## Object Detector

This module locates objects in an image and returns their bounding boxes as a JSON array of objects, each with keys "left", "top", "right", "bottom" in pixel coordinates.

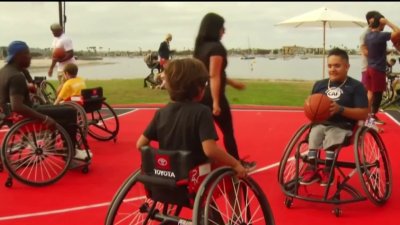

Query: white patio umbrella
[{"left": 276, "top": 7, "right": 368, "bottom": 78}]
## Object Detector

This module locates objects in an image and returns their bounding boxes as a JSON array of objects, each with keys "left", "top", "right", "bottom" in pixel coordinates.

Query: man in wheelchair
[
  {"left": 0, "top": 40, "right": 90, "bottom": 161},
  {"left": 136, "top": 58, "right": 248, "bottom": 179},
  {"left": 300, "top": 48, "right": 369, "bottom": 186}
]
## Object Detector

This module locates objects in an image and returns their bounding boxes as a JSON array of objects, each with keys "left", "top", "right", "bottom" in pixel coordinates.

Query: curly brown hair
[{"left": 164, "top": 58, "right": 209, "bottom": 102}]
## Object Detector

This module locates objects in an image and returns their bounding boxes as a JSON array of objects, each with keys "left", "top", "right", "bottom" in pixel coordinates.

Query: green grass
[{"left": 50, "top": 79, "right": 314, "bottom": 106}]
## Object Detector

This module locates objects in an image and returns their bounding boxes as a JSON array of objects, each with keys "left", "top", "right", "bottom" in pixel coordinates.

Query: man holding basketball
[
  {"left": 48, "top": 23, "right": 76, "bottom": 87},
  {"left": 300, "top": 48, "right": 369, "bottom": 186}
]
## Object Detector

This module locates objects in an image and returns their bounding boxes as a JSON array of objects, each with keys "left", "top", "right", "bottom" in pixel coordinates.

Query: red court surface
[{"left": 0, "top": 106, "right": 399, "bottom": 225}]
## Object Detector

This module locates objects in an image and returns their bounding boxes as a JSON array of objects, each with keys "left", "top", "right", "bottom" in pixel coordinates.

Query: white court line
[
  {"left": 0, "top": 161, "right": 280, "bottom": 221},
  {"left": 384, "top": 111, "right": 400, "bottom": 126}
]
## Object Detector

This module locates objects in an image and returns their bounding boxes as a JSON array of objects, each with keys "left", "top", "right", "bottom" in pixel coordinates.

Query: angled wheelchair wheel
[
  {"left": 62, "top": 101, "right": 88, "bottom": 137},
  {"left": 87, "top": 102, "right": 119, "bottom": 141},
  {"left": 0, "top": 119, "right": 73, "bottom": 186},
  {"left": 193, "top": 167, "right": 275, "bottom": 225},
  {"left": 278, "top": 124, "right": 312, "bottom": 193},
  {"left": 105, "top": 170, "right": 181, "bottom": 225},
  {"left": 354, "top": 127, "right": 392, "bottom": 205},
  {"left": 381, "top": 84, "right": 394, "bottom": 108},
  {"left": 30, "top": 94, "right": 46, "bottom": 106},
  {"left": 40, "top": 81, "right": 57, "bottom": 104}
]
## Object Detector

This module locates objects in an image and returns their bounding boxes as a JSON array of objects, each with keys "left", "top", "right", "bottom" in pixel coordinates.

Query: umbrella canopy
[{"left": 276, "top": 7, "right": 368, "bottom": 78}]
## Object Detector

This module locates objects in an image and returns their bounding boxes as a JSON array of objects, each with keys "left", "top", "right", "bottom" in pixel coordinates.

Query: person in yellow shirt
[{"left": 54, "top": 63, "right": 86, "bottom": 105}]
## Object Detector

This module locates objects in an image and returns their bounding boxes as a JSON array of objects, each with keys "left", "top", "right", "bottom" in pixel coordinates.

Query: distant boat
[
  {"left": 268, "top": 54, "right": 277, "bottom": 60},
  {"left": 300, "top": 55, "right": 308, "bottom": 60},
  {"left": 241, "top": 55, "right": 255, "bottom": 60},
  {"left": 241, "top": 37, "right": 256, "bottom": 60}
]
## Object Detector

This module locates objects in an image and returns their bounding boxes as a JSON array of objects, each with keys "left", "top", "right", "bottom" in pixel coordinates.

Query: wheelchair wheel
[
  {"left": 87, "top": 102, "right": 119, "bottom": 141},
  {"left": 354, "top": 127, "right": 392, "bottom": 205},
  {"left": 106, "top": 170, "right": 181, "bottom": 225},
  {"left": 62, "top": 101, "right": 88, "bottom": 137},
  {"left": 31, "top": 94, "right": 46, "bottom": 106},
  {"left": 40, "top": 81, "right": 57, "bottom": 104},
  {"left": 0, "top": 119, "right": 73, "bottom": 186},
  {"left": 381, "top": 81, "right": 394, "bottom": 108},
  {"left": 193, "top": 167, "right": 275, "bottom": 225},
  {"left": 278, "top": 124, "right": 311, "bottom": 193}
]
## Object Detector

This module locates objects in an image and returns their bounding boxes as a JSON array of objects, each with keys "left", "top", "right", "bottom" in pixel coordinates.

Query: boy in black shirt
[{"left": 136, "top": 58, "right": 248, "bottom": 178}]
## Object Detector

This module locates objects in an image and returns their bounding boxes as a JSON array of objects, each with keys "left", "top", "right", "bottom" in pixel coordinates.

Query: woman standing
[{"left": 193, "top": 12, "right": 256, "bottom": 170}]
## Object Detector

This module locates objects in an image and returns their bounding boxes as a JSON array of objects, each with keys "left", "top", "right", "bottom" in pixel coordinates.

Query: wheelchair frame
[
  {"left": 63, "top": 87, "right": 120, "bottom": 142},
  {"left": 105, "top": 146, "right": 275, "bottom": 225},
  {"left": 278, "top": 123, "right": 392, "bottom": 216}
]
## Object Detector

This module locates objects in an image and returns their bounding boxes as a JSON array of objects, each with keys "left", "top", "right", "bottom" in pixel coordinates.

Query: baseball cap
[{"left": 5, "top": 41, "right": 29, "bottom": 63}]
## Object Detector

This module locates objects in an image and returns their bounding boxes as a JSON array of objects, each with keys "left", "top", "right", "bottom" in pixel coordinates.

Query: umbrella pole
[{"left": 322, "top": 21, "right": 326, "bottom": 79}]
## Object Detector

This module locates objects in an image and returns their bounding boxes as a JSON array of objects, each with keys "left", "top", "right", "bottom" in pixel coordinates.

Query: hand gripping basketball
[{"left": 304, "top": 93, "right": 332, "bottom": 122}]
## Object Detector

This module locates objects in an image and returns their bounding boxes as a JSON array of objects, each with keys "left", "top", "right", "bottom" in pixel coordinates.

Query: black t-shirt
[
  {"left": 143, "top": 101, "right": 218, "bottom": 166},
  {"left": 195, "top": 41, "right": 228, "bottom": 98},
  {"left": 0, "top": 64, "right": 32, "bottom": 110},
  {"left": 158, "top": 41, "right": 170, "bottom": 59},
  {"left": 312, "top": 76, "right": 368, "bottom": 129}
]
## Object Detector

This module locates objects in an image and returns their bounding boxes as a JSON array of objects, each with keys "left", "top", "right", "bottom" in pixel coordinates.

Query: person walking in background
[
  {"left": 158, "top": 33, "right": 174, "bottom": 70},
  {"left": 48, "top": 23, "right": 76, "bottom": 88},
  {"left": 364, "top": 11, "right": 400, "bottom": 125},
  {"left": 360, "top": 11, "right": 381, "bottom": 89},
  {"left": 193, "top": 12, "right": 256, "bottom": 170}
]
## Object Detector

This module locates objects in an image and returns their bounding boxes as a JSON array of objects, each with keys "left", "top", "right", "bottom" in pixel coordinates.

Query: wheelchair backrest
[
  {"left": 81, "top": 87, "right": 103, "bottom": 100},
  {"left": 139, "top": 146, "right": 194, "bottom": 207},
  {"left": 140, "top": 146, "right": 193, "bottom": 181},
  {"left": 33, "top": 76, "right": 46, "bottom": 86},
  {"left": 81, "top": 87, "right": 104, "bottom": 112}
]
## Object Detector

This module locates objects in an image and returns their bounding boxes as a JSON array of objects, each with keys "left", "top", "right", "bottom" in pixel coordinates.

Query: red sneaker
[
  {"left": 299, "top": 166, "right": 320, "bottom": 185},
  {"left": 320, "top": 169, "right": 334, "bottom": 186}
]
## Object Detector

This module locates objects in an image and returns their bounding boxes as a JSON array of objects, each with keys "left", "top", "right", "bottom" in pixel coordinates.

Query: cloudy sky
[{"left": 1, "top": 2, "right": 399, "bottom": 52}]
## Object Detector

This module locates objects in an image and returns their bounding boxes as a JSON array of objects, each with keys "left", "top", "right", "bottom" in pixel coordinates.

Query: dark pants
[
  {"left": 35, "top": 105, "right": 77, "bottom": 145},
  {"left": 201, "top": 94, "right": 240, "bottom": 160}
]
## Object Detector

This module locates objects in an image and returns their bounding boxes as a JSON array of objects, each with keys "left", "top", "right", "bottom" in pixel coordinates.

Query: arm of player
[
  {"left": 202, "top": 139, "right": 247, "bottom": 178},
  {"left": 329, "top": 101, "right": 369, "bottom": 121}
]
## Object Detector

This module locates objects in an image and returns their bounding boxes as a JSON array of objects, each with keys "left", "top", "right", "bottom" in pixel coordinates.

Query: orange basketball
[
  {"left": 391, "top": 33, "right": 400, "bottom": 51},
  {"left": 304, "top": 93, "right": 332, "bottom": 122},
  {"left": 52, "top": 48, "right": 66, "bottom": 59}
]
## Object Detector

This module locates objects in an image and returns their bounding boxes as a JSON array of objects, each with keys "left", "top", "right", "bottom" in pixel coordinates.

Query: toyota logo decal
[{"left": 158, "top": 158, "right": 168, "bottom": 166}]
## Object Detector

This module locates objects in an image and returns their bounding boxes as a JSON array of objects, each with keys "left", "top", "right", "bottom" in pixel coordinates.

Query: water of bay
[{"left": 29, "top": 55, "right": 373, "bottom": 81}]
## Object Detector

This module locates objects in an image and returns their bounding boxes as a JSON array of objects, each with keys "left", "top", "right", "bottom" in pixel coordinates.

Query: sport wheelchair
[
  {"left": 278, "top": 123, "right": 392, "bottom": 216},
  {"left": 61, "top": 87, "right": 119, "bottom": 142},
  {"left": 143, "top": 52, "right": 162, "bottom": 88},
  {"left": 380, "top": 72, "right": 400, "bottom": 111},
  {"left": 31, "top": 76, "right": 57, "bottom": 104},
  {"left": 0, "top": 105, "right": 91, "bottom": 187},
  {"left": 105, "top": 146, "right": 275, "bottom": 225}
]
